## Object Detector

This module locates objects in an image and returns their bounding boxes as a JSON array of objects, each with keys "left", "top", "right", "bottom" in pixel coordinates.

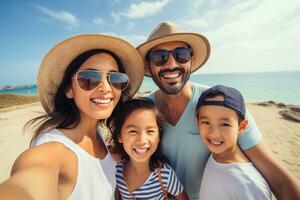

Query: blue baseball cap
[{"left": 196, "top": 85, "right": 246, "bottom": 119}]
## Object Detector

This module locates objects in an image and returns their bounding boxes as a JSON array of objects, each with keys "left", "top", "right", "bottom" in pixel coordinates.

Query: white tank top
[{"left": 32, "top": 128, "right": 116, "bottom": 200}]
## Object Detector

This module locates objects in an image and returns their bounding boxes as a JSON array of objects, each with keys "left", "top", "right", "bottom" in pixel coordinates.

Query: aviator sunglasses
[
  {"left": 147, "top": 47, "right": 192, "bottom": 66},
  {"left": 74, "top": 70, "right": 129, "bottom": 91}
]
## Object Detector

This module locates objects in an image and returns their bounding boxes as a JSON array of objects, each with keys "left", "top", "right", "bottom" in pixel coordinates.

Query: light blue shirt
[{"left": 146, "top": 82, "right": 262, "bottom": 200}]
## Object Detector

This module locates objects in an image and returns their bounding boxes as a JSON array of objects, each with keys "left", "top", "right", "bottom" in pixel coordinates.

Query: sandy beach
[{"left": 0, "top": 102, "right": 299, "bottom": 186}]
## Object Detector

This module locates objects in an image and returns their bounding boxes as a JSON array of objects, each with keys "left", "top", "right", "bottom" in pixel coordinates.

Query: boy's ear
[{"left": 238, "top": 119, "right": 249, "bottom": 134}]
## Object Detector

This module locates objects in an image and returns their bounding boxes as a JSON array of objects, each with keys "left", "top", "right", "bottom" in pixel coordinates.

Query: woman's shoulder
[{"left": 13, "top": 141, "right": 75, "bottom": 172}]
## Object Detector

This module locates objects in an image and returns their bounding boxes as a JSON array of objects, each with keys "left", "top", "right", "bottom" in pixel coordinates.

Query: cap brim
[
  {"left": 38, "top": 34, "right": 144, "bottom": 113},
  {"left": 137, "top": 33, "right": 210, "bottom": 77}
]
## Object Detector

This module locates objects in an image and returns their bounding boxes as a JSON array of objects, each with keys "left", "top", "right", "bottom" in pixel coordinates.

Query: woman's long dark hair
[
  {"left": 106, "top": 98, "right": 169, "bottom": 171},
  {"left": 26, "top": 49, "right": 130, "bottom": 146}
]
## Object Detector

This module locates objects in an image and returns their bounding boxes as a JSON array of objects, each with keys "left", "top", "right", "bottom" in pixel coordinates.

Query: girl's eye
[
  {"left": 128, "top": 130, "right": 137, "bottom": 135},
  {"left": 147, "top": 130, "right": 156, "bottom": 135}
]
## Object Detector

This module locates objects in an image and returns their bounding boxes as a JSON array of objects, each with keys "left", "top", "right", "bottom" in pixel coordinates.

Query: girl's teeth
[{"left": 134, "top": 148, "right": 148, "bottom": 154}]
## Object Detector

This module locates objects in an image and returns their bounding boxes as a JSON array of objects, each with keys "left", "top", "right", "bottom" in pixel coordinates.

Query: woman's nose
[{"left": 95, "top": 75, "right": 112, "bottom": 92}]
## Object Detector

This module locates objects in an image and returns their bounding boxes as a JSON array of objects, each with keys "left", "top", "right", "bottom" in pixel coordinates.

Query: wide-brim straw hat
[
  {"left": 137, "top": 21, "right": 211, "bottom": 76},
  {"left": 38, "top": 34, "right": 144, "bottom": 114}
]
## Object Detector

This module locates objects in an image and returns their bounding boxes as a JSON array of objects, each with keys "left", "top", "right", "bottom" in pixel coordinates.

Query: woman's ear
[
  {"left": 238, "top": 119, "right": 249, "bottom": 134},
  {"left": 66, "top": 89, "right": 73, "bottom": 99}
]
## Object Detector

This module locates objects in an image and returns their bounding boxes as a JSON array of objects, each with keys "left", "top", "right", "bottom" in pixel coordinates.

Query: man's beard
[{"left": 150, "top": 66, "right": 191, "bottom": 95}]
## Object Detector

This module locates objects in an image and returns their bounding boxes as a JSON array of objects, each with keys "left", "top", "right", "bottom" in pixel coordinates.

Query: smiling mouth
[
  {"left": 161, "top": 72, "right": 181, "bottom": 79},
  {"left": 91, "top": 98, "right": 112, "bottom": 106},
  {"left": 133, "top": 147, "right": 150, "bottom": 155},
  {"left": 207, "top": 139, "right": 224, "bottom": 146}
]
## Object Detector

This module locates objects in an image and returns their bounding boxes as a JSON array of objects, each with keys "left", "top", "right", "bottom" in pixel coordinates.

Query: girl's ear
[
  {"left": 118, "top": 136, "right": 123, "bottom": 143},
  {"left": 66, "top": 88, "right": 73, "bottom": 99},
  {"left": 238, "top": 119, "right": 249, "bottom": 134}
]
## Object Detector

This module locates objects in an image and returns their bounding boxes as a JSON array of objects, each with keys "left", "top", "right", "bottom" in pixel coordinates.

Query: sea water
[{"left": 1, "top": 71, "right": 299, "bottom": 104}]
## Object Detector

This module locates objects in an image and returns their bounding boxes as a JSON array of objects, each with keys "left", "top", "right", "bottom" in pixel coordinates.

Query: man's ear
[
  {"left": 238, "top": 119, "right": 249, "bottom": 134},
  {"left": 191, "top": 55, "right": 196, "bottom": 62},
  {"left": 66, "top": 89, "right": 73, "bottom": 99}
]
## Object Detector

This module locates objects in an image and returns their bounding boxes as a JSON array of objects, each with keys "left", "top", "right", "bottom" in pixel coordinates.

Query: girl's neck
[{"left": 127, "top": 159, "right": 151, "bottom": 175}]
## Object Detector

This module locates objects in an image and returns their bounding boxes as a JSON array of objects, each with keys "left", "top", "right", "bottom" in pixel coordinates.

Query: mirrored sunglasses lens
[
  {"left": 77, "top": 71, "right": 102, "bottom": 90},
  {"left": 109, "top": 73, "right": 129, "bottom": 90},
  {"left": 174, "top": 48, "right": 192, "bottom": 63},
  {"left": 150, "top": 51, "right": 169, "bottom": 66}
]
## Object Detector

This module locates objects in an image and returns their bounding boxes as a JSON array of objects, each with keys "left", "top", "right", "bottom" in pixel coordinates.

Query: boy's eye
[
  {"left": 200, "top": 121, "right": 209, "bottom": 125},
  {"left": 220, "top": 123, "right": 231, "bottom": 127}
]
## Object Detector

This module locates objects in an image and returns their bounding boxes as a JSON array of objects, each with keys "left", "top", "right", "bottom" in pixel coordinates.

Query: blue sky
[{"left": 0, "top": 0, "right": 300, "bottom": 86}]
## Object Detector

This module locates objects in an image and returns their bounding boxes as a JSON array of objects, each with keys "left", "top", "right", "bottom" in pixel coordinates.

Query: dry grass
[{"left": 0, "top": 94, "right": 39, "bottom": 109}]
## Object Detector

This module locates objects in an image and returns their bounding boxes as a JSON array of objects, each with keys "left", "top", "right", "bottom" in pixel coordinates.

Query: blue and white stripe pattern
[{"left": 116, "top": 163, "right": 183, "bottom": 200}]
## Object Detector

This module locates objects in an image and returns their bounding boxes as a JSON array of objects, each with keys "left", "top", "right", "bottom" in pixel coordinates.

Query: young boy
[{"left": 196, "top": 85, "right": 272, "bottom": 200}]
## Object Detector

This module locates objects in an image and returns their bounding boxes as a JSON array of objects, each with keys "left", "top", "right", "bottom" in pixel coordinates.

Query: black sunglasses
[
  {"left": 147, "top": 47, "right": 192, "bottom": 66},
  {"left": 74, "top": 70, "right": 129, "bottom": 91}
]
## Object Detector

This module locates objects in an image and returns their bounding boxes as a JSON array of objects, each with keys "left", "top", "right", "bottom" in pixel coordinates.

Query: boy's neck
[{"left": 213, "top": 145, "right": 250, "bottom": 164}]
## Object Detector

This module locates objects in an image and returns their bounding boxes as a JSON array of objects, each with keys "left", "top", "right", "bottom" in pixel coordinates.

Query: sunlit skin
[
  {"left": 149, "top": 41, "right": 194, "bottom": 95},
  {"left": 118, "top": 109, "right": 160, "bottom": 191},
  {"left": 119, "top": 109, "right": 160, "bottom": 165},
  {"left": 197, "top": 95, "right": 249, "bottom": 163},
  {"left": 67, "top": 53, "right": 122, "bottom": 124}
]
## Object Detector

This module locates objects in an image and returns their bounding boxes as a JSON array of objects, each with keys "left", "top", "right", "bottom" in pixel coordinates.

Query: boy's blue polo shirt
[{"left": 146, "top": 82, "right": 262, "bottom": 200}]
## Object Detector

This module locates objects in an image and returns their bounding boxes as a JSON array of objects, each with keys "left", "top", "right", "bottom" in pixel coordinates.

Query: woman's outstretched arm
[{"left": 0, "top": 142, "right": 72, "bottom": 200}]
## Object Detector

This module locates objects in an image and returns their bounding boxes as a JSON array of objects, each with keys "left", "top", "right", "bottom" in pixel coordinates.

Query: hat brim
[
  {"left": 38, "top": 34, "right": 144, "bottom": 114},
  {"left": 137, "top": 33, "right": 210, "bottom": 77}
]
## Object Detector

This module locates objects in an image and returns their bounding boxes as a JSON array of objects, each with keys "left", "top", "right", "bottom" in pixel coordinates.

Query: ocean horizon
[{"left": 1, "top": 71, "right": 299, "bottom": 105}]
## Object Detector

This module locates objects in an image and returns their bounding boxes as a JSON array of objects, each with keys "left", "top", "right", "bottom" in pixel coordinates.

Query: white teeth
[
  {"left": 91, "top": 98, "right": 111, "bottom": 104},
  {"left": 163, "top": 73, "right": 180, "bottom": 78},
  {"left": 210, "top": 140, "right": 222, "bottom": 145},
  {"left": 134, "top": 148, "right": 148, "bottom": 154}
]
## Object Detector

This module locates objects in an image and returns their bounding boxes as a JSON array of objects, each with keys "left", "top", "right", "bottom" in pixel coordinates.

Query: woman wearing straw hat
[{"left": 0, "top": 34, "right": 144, "bottom": 199}]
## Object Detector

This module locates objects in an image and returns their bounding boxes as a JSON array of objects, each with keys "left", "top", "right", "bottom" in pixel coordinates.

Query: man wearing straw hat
[{"left": 137, "top": 21, "right": 300, "bottom": 200}]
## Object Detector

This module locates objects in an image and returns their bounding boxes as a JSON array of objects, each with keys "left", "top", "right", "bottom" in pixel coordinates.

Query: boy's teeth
[
  {"left": 210, "top": 140, "right": 222, "bottom": 145},
  {"left": 92, "top": 99, "right": 111, "bottom": 104}
]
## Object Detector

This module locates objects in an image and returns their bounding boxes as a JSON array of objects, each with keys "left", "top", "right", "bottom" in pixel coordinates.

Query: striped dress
[{"left": 116, "top": 163, "right": 183, "bottom": 200}]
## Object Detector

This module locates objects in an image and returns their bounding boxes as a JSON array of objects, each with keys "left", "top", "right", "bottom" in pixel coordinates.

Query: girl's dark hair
[
  {"left": 26, "top": 49, "right": 130, "bottom": 146},
  {"left": 106, "top": 98, "right": 169, "bottom": 171}
]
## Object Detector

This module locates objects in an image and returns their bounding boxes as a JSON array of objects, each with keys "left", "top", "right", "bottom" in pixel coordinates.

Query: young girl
[{"left": 107, "top": 98, "right": 189, "bottom": 200}]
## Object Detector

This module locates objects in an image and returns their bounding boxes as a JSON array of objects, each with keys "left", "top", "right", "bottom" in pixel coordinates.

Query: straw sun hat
[
  {"left": 38, "top": 34, "right": 144, "bottom": 114},
  {"left": 137, "top": 21, "right": 211, "bottom": 77}
]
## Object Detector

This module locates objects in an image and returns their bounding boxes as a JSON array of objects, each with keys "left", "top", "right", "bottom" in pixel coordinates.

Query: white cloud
[
  {"left": 111, "top": 0, "right": 170, "bottom": 22},
  {"left": 35, "top": 5, "right": 79, "bottom": 28},
  {"left": 183, "top": 0, "right": 300, "bottom": 73},
  {"left": 93, "top": 17, "right": 104, "bottom": 26}
]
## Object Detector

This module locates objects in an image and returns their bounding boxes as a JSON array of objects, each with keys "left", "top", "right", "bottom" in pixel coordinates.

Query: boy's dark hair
[{"left": 106, "top": 98, "right": 169, "bottom": 171}]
